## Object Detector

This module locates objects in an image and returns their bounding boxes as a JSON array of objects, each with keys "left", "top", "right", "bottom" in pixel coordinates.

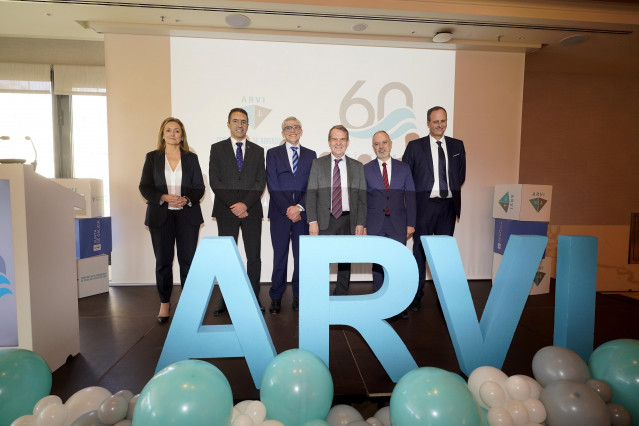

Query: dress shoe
[
  {"left": 269, "top": 299, "right": 281, "bottom": 314},
  {"left": 409, "top": 297, "right": 422, "bottom": 312},
  {"left": 291, "top": 297, "right": 299, "bottom": 312}
]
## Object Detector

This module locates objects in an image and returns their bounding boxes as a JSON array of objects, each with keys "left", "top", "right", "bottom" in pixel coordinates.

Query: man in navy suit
[
  {"left": 402, "top": 106, "right": 466, "bottom": 312},
  {"left": 266, "top": 117, "right": 317, "bottom": 313},
  {"left": 364, "top": 131, "right": 416, "bottom": 313}
]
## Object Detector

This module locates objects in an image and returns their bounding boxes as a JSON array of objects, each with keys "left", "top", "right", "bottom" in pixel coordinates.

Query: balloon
[
  {"left": 586, "top": 378, "right": 613, "bottom": 403},
  {"left": 468, "top": 366, "right": 508, "bottom": 409},
  {"left": 133, "top": 360, "right": 233, "bottom": 426},
  {"left": 505, "top": 375, "right": 531, "bottom": 401},
  {"left": 65, "top": 387, "right": 112, "bottom": 424},
  {"left": 511, "top": 375, "right": 541, "bottom": 399},
  {"left": 232, "top": 414, "right": 254, "bottom": 426},
  {"left": 33, "top": 395, "right": 63, "bottom": 417},
  {"left": 589, "top": 339, "right": 639, "bottom": 424},
  {"left": 522, "top": 398, "right": 546, "bottom": 424},
  {"left": 531, "top": 346, "right": 590, "bottom": 387},
  {"left": 364, "top": 417, "right": 384, "bottom": 426},
  {"left": 10, "top": 415, "right": 36, "bottom": 426},
  {"left": 345, "top": 422, "right": 369, "bottom": 426},
  {"left": 325, "top": 405, "right": 363, "bottom": 426},
  {"left": 607, "top": 403, "right": 632, "bottom": 426},
  {"left": 235, "top": 400, "right": 253, "bottom": 414},
  {"left": 125, "top": 395, "right": 138, "bottom": 420},
  {"left": 37, "top": 402, "right": 68, "bottom": 426},
  {"left": 302, "top": 420, "right": 329, "bottom": 426},
  {"left": 372, "top": 406, "right": 390, "bottom": 426},
  {"left": 113, "top": 390, "right": 134, "bottom": 402},
  {"left": 479, "top": 381, "right": 507, "bottom": 408},
  {"left": 98, "top": 395, "right": 128, "bottom": 424},
  {"left": 69, "top": 410, "right": 107, "bottom": 426},
  {"left": 245, "top": 400, "right": 266, "bottom": 425},
  {"left": 502, "top": 399, "right": 527, "bottom": 425},
  {"left": 260, "top": 349, "right": 333, "bottom": 426},
  {"left": 261, "top": 421, "right": 285, "bottom": 426},
  {"left": 487, "top": 407, "right": 514, "bottom": 426},
  {"left": 540, "top": 379, "right": 609, "bottom": 426},
  {"left": 0, "top": 348, "right": 52, "bottom": 425},
  {"left": 390, "top": 367, "right": 482, "bottom": 425},
  {"left": 113, "top": 421, "right": 132, "bottom": 426}
]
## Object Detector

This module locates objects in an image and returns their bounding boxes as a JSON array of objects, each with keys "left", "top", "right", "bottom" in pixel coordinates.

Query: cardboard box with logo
[
  {"left": 77, "top": 254, "right": 109, "bottom": 298},
  {"left": 53, "top": 178, "right": 105, "bottom": 218},
  {"left": 493, "top": 184, "right": 552, "bottom": 222},
  {"left": 75, "top": 217, "right": 112, "bottom": 259},
  {"left": 492, "top": 253, "right": 552, "bottom": 295}
]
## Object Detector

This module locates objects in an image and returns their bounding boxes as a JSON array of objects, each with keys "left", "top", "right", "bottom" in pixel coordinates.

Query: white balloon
[
  {"left": 64, "top": 386, "right": 112, "bottom": 424},
  {"left": 126, "top": 395, "right": 138, "bottom": 420},
  {"left": 325, "top": 405, "right": 364, "bottom": 426},
  {"left": 347, "top": 422, "right": 370, "bottom": 426},
  {"left": 37, "top": 402, "right": 67, "bottom": 426},
  {"left": 245, "top": 400, "right": 266, "bottom": 425},
  {"left": 512, "top": 375, "right": 542, "bottom": 400},
  {"left": 112, "top": 390, "right": 134, "bottom": 403},
  {"left": 480, "top": 381, "right": 508, "bottom": 408},
  {"left": 365, "top": 417, "right": 384, "bottom": 426},
  {"left": 487, "top": 406, "right": 515, "bottom": 426},
  {"left": 232, "top": 414, "right": 255, "bottom": 426},
  {"left": 372, "top": 407, "right": 390, "bottom": 426},
  {"left": 523, "top": 399, "right": 546, "bottom": 424},
  {"left": 259, "top": 421, "right": 285, "bottom": 426},
  {"left": 33, "top": 395, "right": 63, "bottom": 417},
  {"left": 503, "top": 399, "right": 528, "bottom": 425},
  {"left": 468, "top": 366, "right": 509, "bottom": 408},
  {"left": 506, "top": 376, "right": 531, "bottom": 401},
  {"left": 98, "top": 395, "right": 128, "bottom": 424},
  {"left": 113, "top": 421, "right": 132, "bottom": 426},
  {"left": 10, "top": 415, "right": 37, "bottom": 426},
  {"left": 232, "top": 407, "right": 242, "bottom": 422},
  {"left": 235, "top": 400, "right": 253, "bottom": 413}
]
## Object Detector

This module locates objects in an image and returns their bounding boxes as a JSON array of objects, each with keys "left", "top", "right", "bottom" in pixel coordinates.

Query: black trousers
[
  {"left": 149, "top": 209, "right": 200, "bottom": 303},
  {"left": 320, "top": 212, "right": 351, "bottom": 295}
]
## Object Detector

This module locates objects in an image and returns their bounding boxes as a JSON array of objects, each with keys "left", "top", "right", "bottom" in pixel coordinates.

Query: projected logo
[
  {"left": 0, "top": 255, "right": 11, "bottom": 300},
  {"left": 529, "top": 197, "right": 548, "bottom": 213},
  {"left": 241, "top": 98, "right": 272, "bottom": 129},
  {"left": 339, "top": 81, "right": 417, "bottom": 141}
]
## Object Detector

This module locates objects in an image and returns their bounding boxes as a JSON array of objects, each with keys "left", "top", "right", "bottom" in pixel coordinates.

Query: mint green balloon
[
  {"left": 260, "top": 349, "right": 334, "bottom": 426},
  {"left": 0, "top": 348, "right": 52, "bottom": 425},
  {"left": 133, "top": 360, "right": 233, "bottom": 425},
  {"left": 589, "top": 339, "right": 639, "bottom": 424},
  {"left": 390, "top": 367, "right": 482, "bottom": 425}
]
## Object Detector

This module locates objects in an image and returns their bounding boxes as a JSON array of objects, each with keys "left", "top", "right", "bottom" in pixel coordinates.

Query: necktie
[
  {"left": 291, "top": 146, "right": 298, "bottom": 174},
  {"left": 437, "top": 141, "right": 448, "bottom": 198},
  {"left": 236, "top": 142, "right": 243, "bottom": 172},
  {"left": 382, "top": 162, "right": 390, "bottom": 216},
  {"left": 331, "top": 159, "right": 342, "bottom": 219}
]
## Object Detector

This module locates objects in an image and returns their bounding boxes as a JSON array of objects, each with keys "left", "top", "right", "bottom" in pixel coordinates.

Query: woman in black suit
[{"left": 139, "top": 117, "right": 205, "bottom": 323}]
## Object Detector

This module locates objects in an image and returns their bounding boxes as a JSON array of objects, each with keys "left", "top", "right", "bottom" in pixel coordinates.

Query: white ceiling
[{"left": 1, "top": 0, "right": 638, "bottom": 74}]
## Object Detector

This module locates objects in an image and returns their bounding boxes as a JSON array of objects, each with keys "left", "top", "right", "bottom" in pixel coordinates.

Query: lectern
[{"left": 0, "top": 164, "right": 84, "bottom": 371}]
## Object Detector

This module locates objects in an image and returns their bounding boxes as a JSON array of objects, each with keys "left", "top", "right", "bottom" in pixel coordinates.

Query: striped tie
[
  {"left": 382, "top": 162, "right": 390, "bottom": 216},
  {"left": 331, "top": 159, "right": 342, "bottom": 219},
  {"left": 291, "top": 146, "right": 298, "bottom": 174}
]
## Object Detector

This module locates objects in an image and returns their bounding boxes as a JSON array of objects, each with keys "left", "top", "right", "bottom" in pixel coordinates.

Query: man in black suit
[
  {"left": 209, "top": 107, "right": 266, "bottom": 314},
  {"left": 306, "top": 125, "right": 367, "bottom": 295},
  {"left": 402, "top": 106, "right": 466, "bottom": 311}
]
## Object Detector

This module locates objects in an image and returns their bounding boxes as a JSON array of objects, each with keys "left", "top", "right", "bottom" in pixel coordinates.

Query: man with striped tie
[
  {"left": 266, "top": 117, "right": 317, "bottom": 313},
  {"left": 306, "top": 125, "right": 367, "bottom": 295}
]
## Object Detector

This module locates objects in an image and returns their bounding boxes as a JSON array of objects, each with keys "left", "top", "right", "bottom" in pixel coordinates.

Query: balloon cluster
[{"left": 3, "top": 340, "right": 638, "bottom": 426}]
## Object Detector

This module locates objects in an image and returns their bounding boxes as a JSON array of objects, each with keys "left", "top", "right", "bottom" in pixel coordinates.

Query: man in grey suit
[
  {"left": 306, "top": 124, "right": 367, "bottom": 295},
  {"left": 209, "top": 107, "right": 266, "bottom": 314}
]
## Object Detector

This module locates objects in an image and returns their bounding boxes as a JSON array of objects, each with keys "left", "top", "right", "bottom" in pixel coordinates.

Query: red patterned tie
[
  {"left": 382, "top": 162, "right": 390, "bottom": 216},
  {"left": 331, "top": 159, "right": 342, "bottom": 219}
]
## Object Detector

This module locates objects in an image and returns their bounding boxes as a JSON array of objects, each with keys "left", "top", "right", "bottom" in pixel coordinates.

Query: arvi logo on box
[
  {"left": 498, "top": 192, "right": 513, "bottom": 213},
  {"left": 529, "top": 196, "right": 548, "bottom": 213}
]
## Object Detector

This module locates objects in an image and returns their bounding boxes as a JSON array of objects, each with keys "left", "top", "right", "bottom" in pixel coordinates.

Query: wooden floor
[{"left": 51, "top": 281, "right": 639, "bottom": 405}]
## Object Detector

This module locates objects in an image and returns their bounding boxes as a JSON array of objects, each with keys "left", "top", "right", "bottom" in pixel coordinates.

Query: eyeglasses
[{"left": 283, "top": 125, "right": 301, "bottom": 132}]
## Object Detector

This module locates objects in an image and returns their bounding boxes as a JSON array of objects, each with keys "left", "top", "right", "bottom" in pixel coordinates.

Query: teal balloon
[
  {"left": 390, "top": 367, "right": 482, "bottom": 425},
  {"left": 260, "top": 349, "right": 334, "bottom": 426},
  {"left": 0, "top": 348, "right": 52, "bottom": 425},
  {"left": 133, "top": 360, "right": 233, "bottom": 425},
  {"left": 588, "top": 339, "right": 639, "bottom": 424}
]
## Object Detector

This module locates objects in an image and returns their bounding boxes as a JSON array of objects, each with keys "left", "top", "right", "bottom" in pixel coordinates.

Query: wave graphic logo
[
  {"left": 0, "top": 255, "right": 12, "bottom": 300},
  {"left": 340, "top": 81, "right": 417, "bottom": 141}
]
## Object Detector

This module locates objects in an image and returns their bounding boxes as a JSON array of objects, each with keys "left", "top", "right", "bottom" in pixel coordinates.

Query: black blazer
[
  {"left": 209, "top": 138, "right": 266, "bottom": 219},
  {"left": 139, "top": 149, "right": 205, "bottom": 227}
]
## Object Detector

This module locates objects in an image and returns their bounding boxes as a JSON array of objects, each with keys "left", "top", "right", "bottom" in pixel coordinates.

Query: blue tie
[
  {"left": 437, "top": 141, "right": 448, "bottom": 198},
  {"left": 236, "top": 142, "right": 243, "bottom": 172},
  {"left": 291, "top": 146, "right": 298, "bottom": 174}
]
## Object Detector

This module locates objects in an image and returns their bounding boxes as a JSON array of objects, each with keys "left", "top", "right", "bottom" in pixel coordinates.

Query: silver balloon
[
  {"left": 608, "top": 403, "right": 633, "bottom": 426},
  {"left": 98, "top": 395, "right": 128, "bottom": 424},
  {"left": 540, "top": 380, "right": 609, "bottom": 426},
  {"left": 532, "top": 346, "right": 591, "bottom": 387},
  {"left": 125, "top": 394, "right": 138, "bottom": 420},
  {"left": 70, "top": 410, "right": 108, "bottom": 426},
  {"left": 112, "top": 390, "right": 134, "bottom": 403},
  {"left": 587, "top": 379, "right": 613, "bottom": 403}
]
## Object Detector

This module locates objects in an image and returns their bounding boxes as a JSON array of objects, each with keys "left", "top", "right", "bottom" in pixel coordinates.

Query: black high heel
[{"left": 157, "top": 302, "right": 171, "bottom": 324}]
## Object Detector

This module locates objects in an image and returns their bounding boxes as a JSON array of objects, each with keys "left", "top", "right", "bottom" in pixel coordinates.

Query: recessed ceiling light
[
  {"left": 352, "top": 23, "right": 368, "bottom": 32},
  {"left": 433, "top": 32, "right": 453, "bottom": 43},
  {"left": 225, "top": 14, "right": 251, "bottom": 29},
  {"left": 559, "top": 35, "right": 588, "bottom": 47}
]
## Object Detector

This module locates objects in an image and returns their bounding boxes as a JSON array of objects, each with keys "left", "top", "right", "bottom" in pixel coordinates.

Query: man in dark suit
[
  {"left": 266, "top": 117, "right": 317, "bottom": 313},
  {"left": 306, "top": 125, "right": 367, "bottom": 295},
  {"left": 364, "top": 131, "right": 416, "bottom": 308},
  {"left": 402, "top": 106, "right": 466, "bottom": 311},
  {"left": 209, "top": 107, "right": 266, "bottom": 314}
]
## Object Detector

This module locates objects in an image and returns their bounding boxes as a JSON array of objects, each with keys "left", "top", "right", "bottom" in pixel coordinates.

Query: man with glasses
[
  {"left": 209, "top": 107, "right": 266, "bottom": 314},
  {"left": 265, "top": 117, "right": 317, "bottom": 313}
]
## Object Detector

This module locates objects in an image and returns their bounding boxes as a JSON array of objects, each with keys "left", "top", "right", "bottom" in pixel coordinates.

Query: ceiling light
[
  {"left": 225, "top": 14, "right": 251, "bottom": 29},
  {"left": 433, "top": 32, "right": 453, "bottom": 43},
  {"left": 559, "top": 35, "right": 588, "bottom": 47}
]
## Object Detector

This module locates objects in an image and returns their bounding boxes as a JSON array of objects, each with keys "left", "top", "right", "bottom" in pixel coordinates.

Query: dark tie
[
  {"left": 331, "top": 159, "right": 342, "bottom": 219},
  {"left": 291, "top": 146, "right": 298, "bottom": 174},
  {"left": 382, "top": 162, "right": 390, "bottom": 216},
  {"left": 437, "top": 141, "right": 448, "bottom": 198},
  {"left": 236, "top": 142, "right": 243, "bottom": 171}
]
